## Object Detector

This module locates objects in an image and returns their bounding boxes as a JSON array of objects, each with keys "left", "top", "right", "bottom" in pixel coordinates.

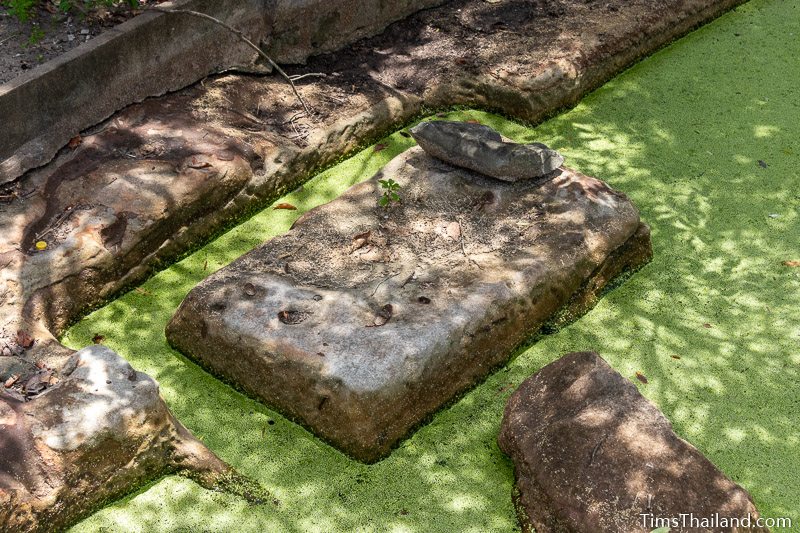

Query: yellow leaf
[{"left": 35, "top": 241, "right": 47, "bottom": 251}]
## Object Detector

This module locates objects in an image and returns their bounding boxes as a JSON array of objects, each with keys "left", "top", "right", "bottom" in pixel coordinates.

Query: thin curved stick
[{"left": 150, "top": 7, "right": 312, "bottom": 117}]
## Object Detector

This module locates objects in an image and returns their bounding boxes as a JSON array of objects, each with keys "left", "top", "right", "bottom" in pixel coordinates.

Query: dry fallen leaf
[
  {"left": 187, "top": 156, "right": 212, "bottom": 169},
  {"left": 4, "top": 375, "right": 18, "bottom": 388},
  {"left": 635, "top": 372, "right": 649, "bottom": 384},
  {"left": 15, "top": 330, "right": 34, "bottom": 349},
  {"left": 277, "top": 310, "right": 308, "bottom": 325},
  {"left": 465, "top": 119, "right": 482, "bottom": 124},
  {"left": 350, "top": 231, "right": 371, "bottom": 253},
  {"left": 703, "top": 323, "right": 713, "bottom": 329},
  {"left": 92, "top": 334, "right": 105, "bottom": 344},
  {"left": 783, "top": 260, "right": 800, "bottom": 267},
  {"left": 274, "top": 203, "right": 297, "bottom": 210},
  {"left": 670, "top": 354, "right": 681, "bottom": 360},
  {"left": 1, "top": 388, "right": 25, "bottom": 402},
  {"left": 23, "top": 371, "right": 50, "bottom": 396},
  {"left": 372, "top": 304, "right": 394, "bottom": 327},
  {"left": 68, "top": 135, "right": 82, "bottom": 149},
  {"left": 374, "top": 143, "right": 388, "bottom": 152},
  {"left": 134, "top": 287, "right": 152, "bottom": 296}
]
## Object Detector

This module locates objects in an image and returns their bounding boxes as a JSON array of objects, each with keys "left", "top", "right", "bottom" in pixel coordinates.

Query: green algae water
[{"left": 64, "top": 0, "right": 799, "bottom": 530}]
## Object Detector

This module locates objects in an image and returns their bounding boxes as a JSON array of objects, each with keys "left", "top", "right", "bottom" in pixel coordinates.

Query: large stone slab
[
  {"left": 167, "top": 146, "right": 651, "bottom": 462},
  {"left": 498, "top": 352, "right": 766, "bottom": 533}
]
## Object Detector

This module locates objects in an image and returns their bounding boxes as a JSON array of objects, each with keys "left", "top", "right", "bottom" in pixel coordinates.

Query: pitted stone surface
[
  {"left": 167, "top": 147, "right": 652, "bottom": 462},
  {"left": 498, "top": 352, "right": 766, "bottom": 533}
]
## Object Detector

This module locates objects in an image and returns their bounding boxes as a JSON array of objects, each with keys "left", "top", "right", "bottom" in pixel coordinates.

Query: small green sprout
[
  {"left": 378, "top": 178, "right": 401, "bottom": 207},
  {"left": 27, "top": 26, "right": 45, "bottom": 46}
]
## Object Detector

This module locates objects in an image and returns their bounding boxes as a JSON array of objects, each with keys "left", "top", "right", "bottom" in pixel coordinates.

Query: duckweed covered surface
[{"left": 65, "top": 0, "right": 799, "bottom": 530}]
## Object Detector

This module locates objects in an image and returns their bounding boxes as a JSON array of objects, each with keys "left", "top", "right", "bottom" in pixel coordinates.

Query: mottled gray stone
[
  {"left": 167, "top": 147, "right": 651, "bottom": 462},
  {"left": 499, "top": 352, "right": 767, "bottom": 533},
  {"left": 410, "top": 121, "right": 564, "bottom": 181}
]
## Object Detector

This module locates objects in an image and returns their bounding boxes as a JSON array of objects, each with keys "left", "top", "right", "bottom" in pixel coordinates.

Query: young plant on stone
[{"left": 378, "top": 178, "right": 401, "bottom": 207}]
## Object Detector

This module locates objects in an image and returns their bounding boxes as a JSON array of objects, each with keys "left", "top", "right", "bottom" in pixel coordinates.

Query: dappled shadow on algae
[{"left": 64, "top": 1, "right": 799, "bottom": 530}]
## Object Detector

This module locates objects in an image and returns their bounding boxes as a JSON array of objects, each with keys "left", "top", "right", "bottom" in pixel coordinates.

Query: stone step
[{"left": 166, "top": 146, "right": 652, "bottom": 462}]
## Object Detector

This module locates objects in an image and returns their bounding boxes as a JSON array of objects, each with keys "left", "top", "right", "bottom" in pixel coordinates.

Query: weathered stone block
[
  {"left": 498, "top": 351, "right": 766, "bottom": 533},
  {"left": 410, "top": 121, "right": 564, "bottom": 181},
  {"left": 167, "top": 147, "right": 651, "bottom": 462},
  {"left": 0, "top": 346, "right": 230, "bottom": 532}
]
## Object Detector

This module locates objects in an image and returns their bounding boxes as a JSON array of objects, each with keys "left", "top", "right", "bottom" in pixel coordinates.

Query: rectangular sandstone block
[
  {"left": 166, "top": 147, "right": 651, "bottom": 462},
  {"left": 499, "top": 352, "right": 766, "bottom": 533}
]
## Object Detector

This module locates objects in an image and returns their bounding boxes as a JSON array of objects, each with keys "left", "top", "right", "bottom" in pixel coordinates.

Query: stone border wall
[{"left": 0, "top": 0, "right": 446, "bottom": 184}]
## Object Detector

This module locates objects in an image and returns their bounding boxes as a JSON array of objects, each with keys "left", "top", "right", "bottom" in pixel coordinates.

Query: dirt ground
[{"left": 0, "top": 0, "right": 164, "bottom": 84}]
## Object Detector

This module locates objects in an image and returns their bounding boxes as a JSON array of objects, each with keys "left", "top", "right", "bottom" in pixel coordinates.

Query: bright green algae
[{"left": 65, "top": 0, "right": 799, "bottom": 530}]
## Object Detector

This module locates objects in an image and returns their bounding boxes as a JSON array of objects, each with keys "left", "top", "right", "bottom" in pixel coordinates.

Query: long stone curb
[
  {"left": 0, "top": 0, "right": 446, "bottom": 184},
  {"left": 0, "top": 0, "right": 265, "bottom": 184}
]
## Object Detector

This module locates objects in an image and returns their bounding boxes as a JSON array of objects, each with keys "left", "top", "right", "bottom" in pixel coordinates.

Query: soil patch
[{"left": 0, "top": 1, "right": 164, "bottom": 84}]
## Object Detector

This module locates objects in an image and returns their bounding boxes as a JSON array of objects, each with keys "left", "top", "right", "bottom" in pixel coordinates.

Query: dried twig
[
  {"left": 34, "top": 205, "right": 80, "bottom": 242},
  {"left": 370, "top": 272, "right": 401, "bottom": 297},
  {"left": 281, "top": 111, "right": 307, "bottom": 125},
  {"left": 289, "top": 73, "right": 327, "bottom": 82},
  {"left": 457, "top": 219, "right": 483, "bottom": 270},
  {"left": 149, "top": 7, "right": 312, "bottom": 117}
]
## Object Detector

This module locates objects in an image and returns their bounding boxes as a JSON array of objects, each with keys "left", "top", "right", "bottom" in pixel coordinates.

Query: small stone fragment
[
  {"left": 372, "top": 304, "right": 393, "bottom": 327},
  {"left": 445, "top": 221, "right": 461, "bottom": 241},
  {"left": 410, "top": 121, "right": 564, "bottom": 181},
  {"left": 0, "top": 345, "right": 234, "bottom": 531}
]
